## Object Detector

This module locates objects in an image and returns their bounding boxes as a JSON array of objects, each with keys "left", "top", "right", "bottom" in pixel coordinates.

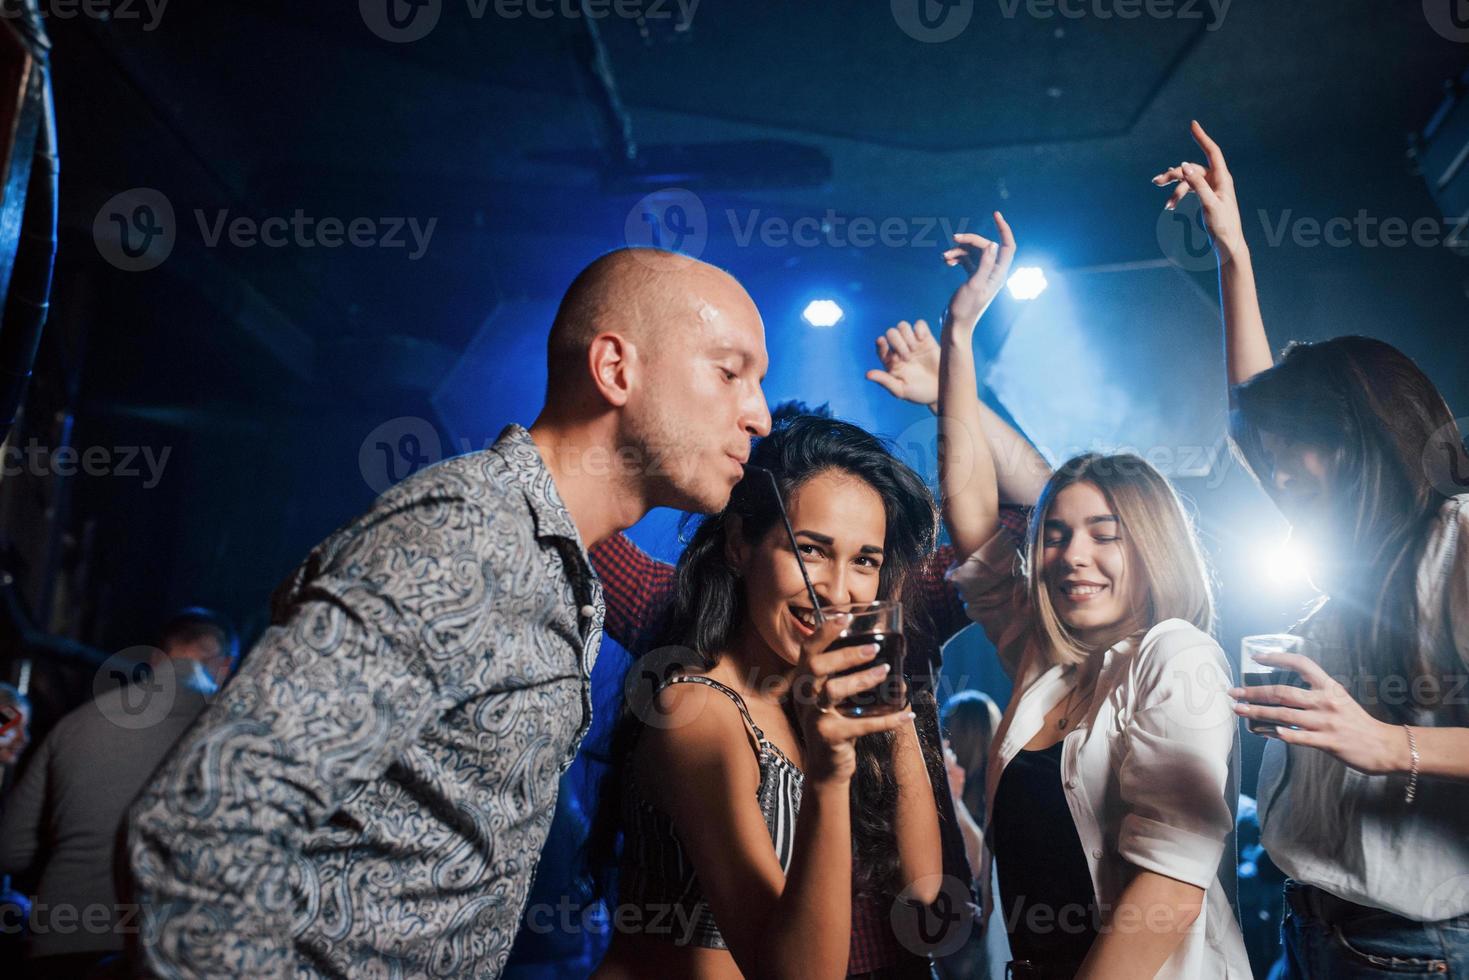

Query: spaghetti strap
[{"left": 658, "top": 673, "right": 768, "bottom": 742}]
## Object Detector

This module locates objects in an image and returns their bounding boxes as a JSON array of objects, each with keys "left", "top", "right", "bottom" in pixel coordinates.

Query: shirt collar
[{"left": 489, "top": 424, "right": 584, "bottom": 548}]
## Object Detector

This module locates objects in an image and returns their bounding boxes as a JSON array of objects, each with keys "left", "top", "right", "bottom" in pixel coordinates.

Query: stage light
[
  {"left": 802, "top": 299, "right": 844, "bottom": 328},
  {"left": 1006, "top": 267, "right": 1049, "bottom": 301},
  {"left": 1259, "top": 537, "right": 1314, "bottom": 587}
]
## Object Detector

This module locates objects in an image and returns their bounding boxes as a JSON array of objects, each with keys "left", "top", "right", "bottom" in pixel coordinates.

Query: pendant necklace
[{"left": 1057, "top": 676, "right": 1090, "bottom": 731}]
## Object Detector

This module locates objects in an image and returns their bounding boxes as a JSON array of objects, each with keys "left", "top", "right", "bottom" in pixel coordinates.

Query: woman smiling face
[
  {"left": 1041, "top": 481, "right": 1147, "bottom": 646},
  {"left": 728, "top": 468, "right": 888, "bottom": 666}
]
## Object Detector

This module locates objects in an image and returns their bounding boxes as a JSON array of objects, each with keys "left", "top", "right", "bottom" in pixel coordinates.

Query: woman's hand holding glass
[
  {"left": 1230, "top": 650, "right": 1413, "bottom": 775},
  {"left": 793, "top": 613, "right": 916, "bottom": 785}
]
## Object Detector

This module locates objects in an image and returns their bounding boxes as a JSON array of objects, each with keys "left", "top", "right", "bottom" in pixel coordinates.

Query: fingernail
[{"left": 876, "top": 663, "right": 891, "bottom": 675}]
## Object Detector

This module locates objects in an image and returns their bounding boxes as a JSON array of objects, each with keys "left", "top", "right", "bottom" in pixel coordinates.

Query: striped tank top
[{"left": 618, "top": 673, "right": 805, "bottom": 949}]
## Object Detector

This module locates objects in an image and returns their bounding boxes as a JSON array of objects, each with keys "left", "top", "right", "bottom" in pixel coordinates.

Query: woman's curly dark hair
[{"left": 587, "top": 403, "right": 940, "bottom": 903}]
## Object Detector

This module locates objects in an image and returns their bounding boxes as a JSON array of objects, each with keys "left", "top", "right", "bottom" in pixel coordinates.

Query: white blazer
[{"left": 948, "top": 529, "right": 1252, "bottom": 980}]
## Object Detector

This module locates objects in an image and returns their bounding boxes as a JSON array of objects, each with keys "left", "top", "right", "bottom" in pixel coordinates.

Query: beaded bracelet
[{"left": 1404, "top": 724, "right": 1420, "bottom": 805}]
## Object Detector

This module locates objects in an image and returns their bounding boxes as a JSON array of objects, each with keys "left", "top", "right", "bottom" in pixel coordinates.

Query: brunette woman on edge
[
  {"left": 935, "top": 213, "right": 1250, "bottom": 979},
  {"left": 590, "top": 415, "right": 945, "bottom": 980},
  {"left": 1155, "top": 121, "right": 1469, "bottom": 977}
]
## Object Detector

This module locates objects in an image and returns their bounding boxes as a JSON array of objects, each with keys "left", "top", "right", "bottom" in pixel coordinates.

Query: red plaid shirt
[{"left": 590, "top": 508, "right": 1030, "bottom": 975}]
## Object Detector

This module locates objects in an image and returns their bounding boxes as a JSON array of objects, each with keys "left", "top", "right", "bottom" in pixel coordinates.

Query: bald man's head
[
  {"left": 540, "top": 247, "right": 772, "bottom": 513},
  {"left": 547, "top": 248, "right": 741, "bottom": 382}
]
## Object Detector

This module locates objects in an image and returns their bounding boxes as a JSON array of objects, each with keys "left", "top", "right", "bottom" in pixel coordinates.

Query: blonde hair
[{"left": 1025, "top": 453, "right": 1214, "bottom": 668}]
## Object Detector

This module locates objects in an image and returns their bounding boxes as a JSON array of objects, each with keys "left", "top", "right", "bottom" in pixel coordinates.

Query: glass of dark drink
[
  {"left": 1241, "top": 633, "right": 1305, "bottom": 735},
  {"left": 824, "top": 601, "right": 908, "bottom": 717}
]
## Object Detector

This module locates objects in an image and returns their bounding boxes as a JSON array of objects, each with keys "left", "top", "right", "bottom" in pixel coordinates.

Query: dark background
[{"left": 2, "top": 0, "right": 1467, "bottom": 971}]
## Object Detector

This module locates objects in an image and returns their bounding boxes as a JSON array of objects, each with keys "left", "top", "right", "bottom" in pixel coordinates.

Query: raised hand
[
  {"left": 940, "top": 211, "right": 1017, "bottom": 333},
  {"left": 1152, "top": 120, "right": 1246, "bottom": 260},
  {"left": 866, "top": 319, "right": 940, "bottom": 408}
]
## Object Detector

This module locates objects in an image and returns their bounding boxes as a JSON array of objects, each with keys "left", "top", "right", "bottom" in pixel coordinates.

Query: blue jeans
[{"left": 1281, "top": 881, "right": 1469, "bottom": 977}]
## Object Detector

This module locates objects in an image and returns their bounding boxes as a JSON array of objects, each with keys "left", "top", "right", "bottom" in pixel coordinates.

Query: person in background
[
  {"left": 936, "top": 691, "right": 1010, "bottom": 980},
  {"left": 1232, "top": 796, "right": 1287, "bottom": 980},
  {"left": 0, "top": 681, "right": 31, "bottom": 769},
  {"left": 0, "top": 609, "right": 238, "bottom": 980},
  {"left": 1156, "top": 121, "right": 1469, "bottom": 977}
]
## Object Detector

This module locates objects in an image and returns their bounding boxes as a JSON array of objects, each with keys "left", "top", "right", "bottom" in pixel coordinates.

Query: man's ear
[{"left": 587, "top": 332, "right": 635, "bottom": 408}]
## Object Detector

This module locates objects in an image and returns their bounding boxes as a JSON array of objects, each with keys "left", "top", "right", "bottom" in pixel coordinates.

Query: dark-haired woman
[
  {"left": 1156, "top": 122, "right": 1469, "bottom": 976},
  {"left": 589, "top": 415, "right": 947, "bottom": 979}
]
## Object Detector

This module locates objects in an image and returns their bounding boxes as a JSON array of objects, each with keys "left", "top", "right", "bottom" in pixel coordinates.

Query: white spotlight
[
  {"left": 802, "top": 299, "right": 844, "bottom": 328},
  {"left": 1260, "top": 537, "right": 1314, "bottom": 587},
  {"left": 1006, "top": 267, "right": 1049, "bottom": 301}
]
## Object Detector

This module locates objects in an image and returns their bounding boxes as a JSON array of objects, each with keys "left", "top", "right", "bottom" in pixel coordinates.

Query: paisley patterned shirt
[{"left": 127, "top": 424, "right": 604, "bottom": 979}]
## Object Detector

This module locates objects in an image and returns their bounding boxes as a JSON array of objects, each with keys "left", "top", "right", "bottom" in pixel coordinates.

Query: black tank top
[{"left": 990, "top": 741, "right": 1099, "bottom": 973}]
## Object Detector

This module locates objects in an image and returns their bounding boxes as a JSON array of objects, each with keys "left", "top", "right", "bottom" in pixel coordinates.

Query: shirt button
[
  {"left": 1065, "top": 778, "right": 1077, "bottom": 789},
  {"left": 1091, "top": 848, "right": 1103, "bottom": 860},
  {"left": 579, "top": 605, "right": 597, "bottom": 619}
]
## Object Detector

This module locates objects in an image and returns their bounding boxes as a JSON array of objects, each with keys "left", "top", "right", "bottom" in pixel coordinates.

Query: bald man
[{"left": 126, "top": 249, "right": 771, "bottom": 979}]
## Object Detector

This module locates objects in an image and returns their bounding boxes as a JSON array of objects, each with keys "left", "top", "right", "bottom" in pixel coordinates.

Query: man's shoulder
[{"left": 371, "top": 445, "right": 528, "bottom": 522}]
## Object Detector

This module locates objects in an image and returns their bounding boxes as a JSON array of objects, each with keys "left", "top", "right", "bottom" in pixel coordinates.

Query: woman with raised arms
[
  {"left": 1156, "top": 121, "right": 1469, "bottom": 978},
  {"left": 932, "top": 213, "right": 1250, "bottom": 979}
]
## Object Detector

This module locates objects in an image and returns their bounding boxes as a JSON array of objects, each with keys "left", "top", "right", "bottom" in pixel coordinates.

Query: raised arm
[
  {"left": 1153, "top": 121, "right": 1273, "bottom": 388},
  {"left": 867, "top": 319, "right": 1049, "bottom": 506},
  {"left": 936, "top": 213, "right": 1015, "bottom": 560}
]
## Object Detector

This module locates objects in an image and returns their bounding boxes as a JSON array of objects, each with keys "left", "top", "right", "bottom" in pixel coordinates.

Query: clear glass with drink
[
  {"left": 1241, "top": 633, "right": 1305, "bottom": 735},
  {"left": 824, "top": 601, "right": 908, "bottom": 717}
]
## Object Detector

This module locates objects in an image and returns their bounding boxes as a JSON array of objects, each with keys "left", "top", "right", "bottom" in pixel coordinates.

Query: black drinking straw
[{"left": 743, "top": 463, "right": 825, "bottom": 626}]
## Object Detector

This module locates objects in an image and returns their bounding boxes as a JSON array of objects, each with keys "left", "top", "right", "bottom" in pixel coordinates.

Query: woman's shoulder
[
  {"left": 639, "top": 676, "right": 763, "bottom": 779},
  {"left": 1129, "top": 620, "right": 1229, "bottom": 686}
]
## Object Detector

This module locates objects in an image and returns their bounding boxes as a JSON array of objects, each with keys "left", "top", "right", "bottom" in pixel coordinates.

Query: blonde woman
[{"left": 932, "top": 214, "right": 1250, "bottom": 979}]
